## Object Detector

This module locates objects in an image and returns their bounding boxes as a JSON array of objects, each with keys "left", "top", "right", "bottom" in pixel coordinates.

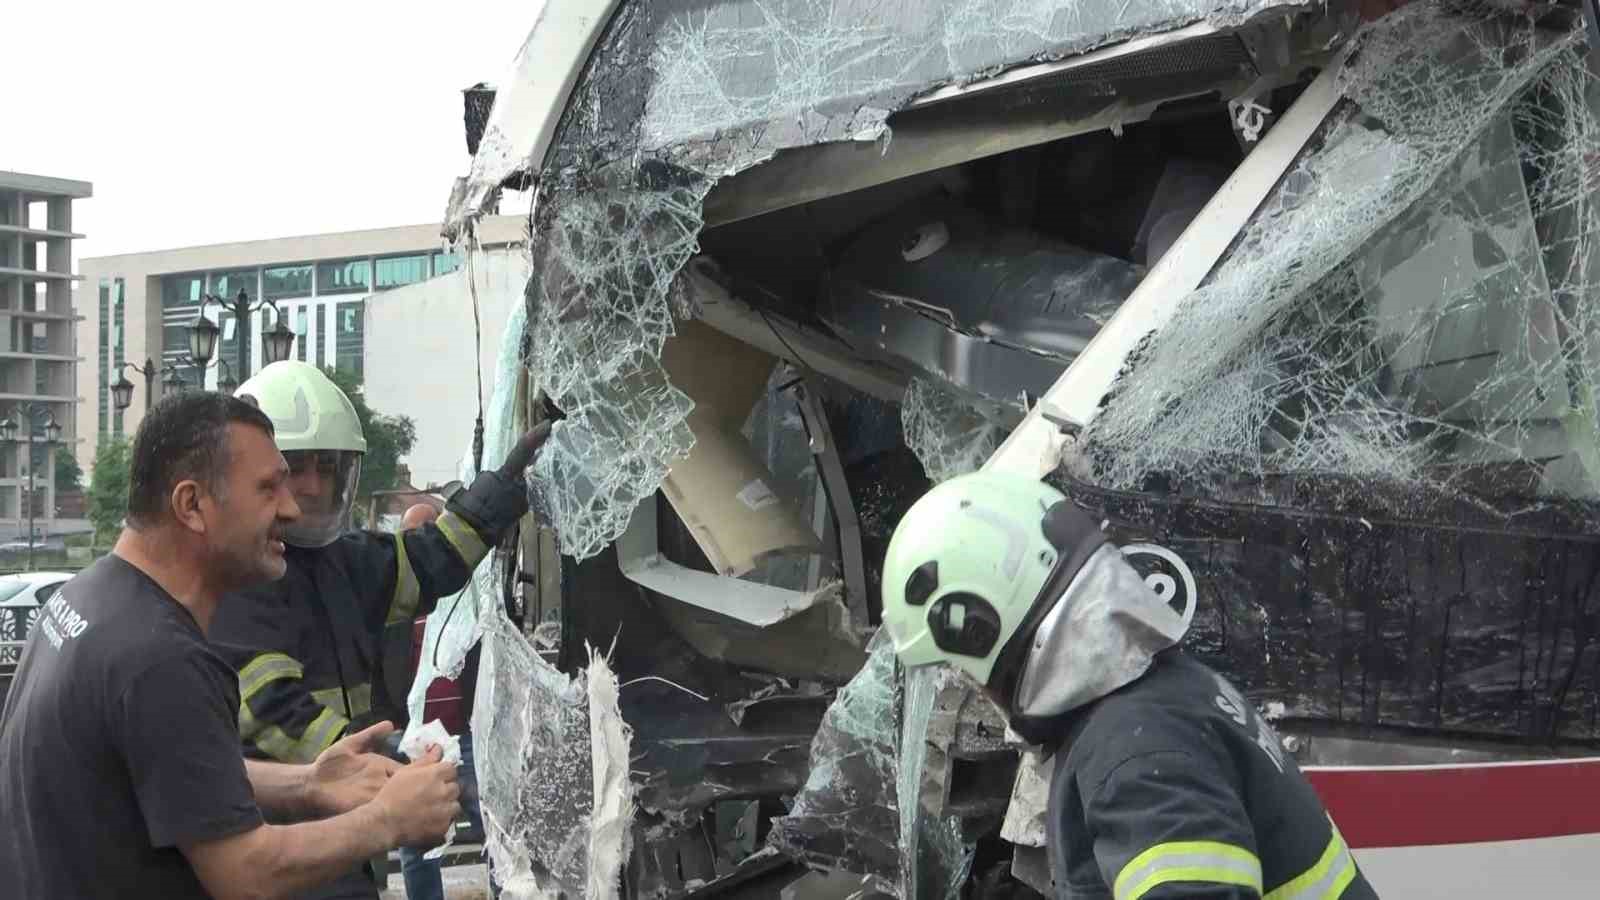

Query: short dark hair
[{"left": 126, "top": 392, "right": 277, "bottom": 529}]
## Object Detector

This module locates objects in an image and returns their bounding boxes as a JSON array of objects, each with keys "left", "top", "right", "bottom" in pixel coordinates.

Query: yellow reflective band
[
  {"left": 237, "top": 652, "right": 303, "bottom": 702},
  {"left": 252, "top": 724, "right": 301, "bottom": 762},
  {"left": 299, "top": 707, "right": 351, "bottom": 759},
  {"left": 241, "top": 707, "right": 349, "bottom": 764},
  {"left": 1265, "top": 822, "right": 1358, "bottom": 900},
  {"left": 1114, "top": 841, "right": 1263, "bottom": 900},
  {"left": 435, "top": 511, "right": 490, "bottom": 567},
  {"left": 386, "top": 534, "right": 423, "bottom": 626},
  {"left": 310, "top": 682, "right": 373, "bottom": 718}
]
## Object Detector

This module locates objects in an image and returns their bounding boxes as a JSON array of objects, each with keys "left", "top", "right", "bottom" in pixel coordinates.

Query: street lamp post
[
  {"left": 111, "top": 290, "right": 293, "bottom": 415},
  {"left": 111, "top": 358, "right": 204, "bottom": 414},
  {"left": 0, "top": 406, "right": 62, "bottom": 572},
  {"left": 190, "top": 288, "right": 296, "bottom": 387}
]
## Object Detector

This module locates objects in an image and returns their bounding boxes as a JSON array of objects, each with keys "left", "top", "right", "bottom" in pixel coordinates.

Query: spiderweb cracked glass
[
  {"left": 1084, "top": 4, "right": 1600, "bottom": 529},
  {"left": 902, "top": 378, "right": 1005, "bottom": 484}
]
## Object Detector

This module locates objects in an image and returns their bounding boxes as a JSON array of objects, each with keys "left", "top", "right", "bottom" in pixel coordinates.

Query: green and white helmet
[
  {"left": 235, "top": 361, "right": 366, "bottom": 547},
  {"left": 880, "top": 471, "right": 1069, "bottom": 687}
]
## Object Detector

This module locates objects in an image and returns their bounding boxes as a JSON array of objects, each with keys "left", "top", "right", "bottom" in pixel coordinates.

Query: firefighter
[
  {"left": 880, "top": 472, "right": 1378, "bottom": 900},
  {"left": 209, "top": 360, "right": 547, "bottom": 900}
]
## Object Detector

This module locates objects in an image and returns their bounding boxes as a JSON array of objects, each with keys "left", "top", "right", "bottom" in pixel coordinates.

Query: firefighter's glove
[{"left": 497, "top": 421, "right": 554, "bottom": 483}]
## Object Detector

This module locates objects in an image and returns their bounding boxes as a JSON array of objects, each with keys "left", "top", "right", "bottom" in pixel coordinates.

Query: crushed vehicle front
[{"left": 428, "top": 0, "right": 1600, "bottom": 897}]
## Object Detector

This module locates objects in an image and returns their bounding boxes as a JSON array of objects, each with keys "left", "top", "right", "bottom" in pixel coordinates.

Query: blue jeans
[{"left": 400, "top": 731, "right": 493, "bottom": 900}]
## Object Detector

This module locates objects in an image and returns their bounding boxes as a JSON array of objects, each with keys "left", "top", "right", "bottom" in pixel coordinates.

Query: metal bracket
[{"left": 791, "top": 379, "right": 870, "bottom": 629}]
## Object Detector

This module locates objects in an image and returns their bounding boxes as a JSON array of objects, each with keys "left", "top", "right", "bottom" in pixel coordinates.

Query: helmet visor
[{"left": 281, "top": 449, "right": 363, "bottom": 547}]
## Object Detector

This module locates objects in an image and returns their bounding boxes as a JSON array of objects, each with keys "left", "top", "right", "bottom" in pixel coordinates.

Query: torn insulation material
[{"left": 473, "top": 623, "right": 634, "bottom": 900}]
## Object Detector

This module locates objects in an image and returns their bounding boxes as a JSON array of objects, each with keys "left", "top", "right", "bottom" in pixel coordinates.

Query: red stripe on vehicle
[{"left": 1305, "top": 758, "right": 1600, "bottom": 848}]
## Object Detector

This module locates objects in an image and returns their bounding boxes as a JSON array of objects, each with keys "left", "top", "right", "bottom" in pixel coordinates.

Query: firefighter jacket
[
  {"left": 1046, "top": 650, "right": 1379, "bottom": 900},
  {"left": 210, "top": 471, "right": 526, "bottom": 766}
]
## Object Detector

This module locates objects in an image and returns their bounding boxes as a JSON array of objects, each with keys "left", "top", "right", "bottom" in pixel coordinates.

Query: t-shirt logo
[{"left": 38, "top": 593, "right": 90, "bottom": 650}]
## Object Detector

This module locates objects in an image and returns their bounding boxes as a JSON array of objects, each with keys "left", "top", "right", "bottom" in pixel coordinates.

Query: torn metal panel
[
  {"left": 982, "top": 57, "right": 1344, "bottom": 479},
  {"left": 686, "top": 262, "right": 908, "bottom": 404},
  {"left": 825, "top": 198, "right": 1144, "bottom": 409},
  {"left": 998, "top": 751, "right": 1053, "bottom": 849},
  {"left": 650, "top": 584, "right": 867, "bottom": 683},
  {"left": 618, "top": 494, "right": 832, "bottom": 627},
  {"left": 623, "top": 675, "right": 824, "bottom": 815},
  {"left": 792, "top": 380, "right": 870, "bottom": 627}
]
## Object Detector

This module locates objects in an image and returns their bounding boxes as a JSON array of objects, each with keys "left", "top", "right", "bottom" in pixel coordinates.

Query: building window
[
  {"left": 209, "top": 269, "right": 258, "bottom": 301},
  {"left": 375, "top": 255, "right": 429, "bottom": 290},
  {"left": 264, "top": 265, "right": 313, "bottom": 300},
  {"left": 294, "top": 307, "right": 310, "bottom": 362},
  {"left": 217, "top": 311, "right": 239, "bottom": 377},
  {"left": 316, "top": 304, "right": 328, "bottom": 366},
  {"left": 337, "top": 300, "right": 364, "bottom": 381},
  {"left": 316, "top": 259, "right": 371, "bottom": 296},
  {"left": 162, "top": 272, "right": 202, "bottom": 372},
  {"left": 97, "top": 280, "right": 109, "bottom": 438},
  {"left": 112, "top": 280, "right": 125, "bottom": 436},
  {"left": 162, "top": 273, "right": 205, "bottom": 308},
  {"left": 433, "top": 251, "right": 461, "bottom": 276}
]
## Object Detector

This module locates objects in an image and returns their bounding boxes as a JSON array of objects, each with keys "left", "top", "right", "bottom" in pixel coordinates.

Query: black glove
[{"left": 497, "top": 422, "right": 554, "bottom": 482}]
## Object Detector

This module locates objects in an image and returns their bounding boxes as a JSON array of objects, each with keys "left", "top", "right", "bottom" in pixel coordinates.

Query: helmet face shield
[{"left": 281, "top": 449, "right": 362, "bottom": 547}]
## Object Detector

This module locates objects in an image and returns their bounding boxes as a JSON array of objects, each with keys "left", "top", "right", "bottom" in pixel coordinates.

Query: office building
[
  {"left": 0, "top": 172, "right": 92, "bottom": 535},
  {"left": 77, "top": 216, "right": 524, "bottom": 473}
]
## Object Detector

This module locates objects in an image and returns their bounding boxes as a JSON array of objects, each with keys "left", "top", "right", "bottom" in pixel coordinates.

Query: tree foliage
[
  {"left": 320, "top": 367, "right": 417, "bottom": 503},
  {"left": 55, "top": 450, "right": 83, "bottom": 493},
  {"left": 87, "top": 438, "right": 132, "bottom": 544}
]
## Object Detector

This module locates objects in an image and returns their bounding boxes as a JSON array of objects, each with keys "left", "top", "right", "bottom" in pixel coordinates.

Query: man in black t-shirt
[{"left": 0, "top": 392, "right": 462, "bottom": 899}]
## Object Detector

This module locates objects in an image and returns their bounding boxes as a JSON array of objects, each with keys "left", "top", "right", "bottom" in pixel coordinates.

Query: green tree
[
  {"left": 87, "top": 437, "right": 132, "bottom": 545},
  {"left": 320, "top": 367, "right": 418, "bottom": 504},
  {"left": 55, "top": 450, "right": 83, "bottom": 493}
]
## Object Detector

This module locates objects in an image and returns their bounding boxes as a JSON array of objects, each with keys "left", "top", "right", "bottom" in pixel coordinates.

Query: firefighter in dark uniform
[
  {"left": 880, "top": 472, "right": 1379, "bottom": 900},
  {"left": 208, "top": 360, "right": 547, "bottom": 900}
]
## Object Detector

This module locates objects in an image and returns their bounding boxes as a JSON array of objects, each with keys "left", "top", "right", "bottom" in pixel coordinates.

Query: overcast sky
[{"left": 4, "top": 0, "right": 541, "bottom": 263}]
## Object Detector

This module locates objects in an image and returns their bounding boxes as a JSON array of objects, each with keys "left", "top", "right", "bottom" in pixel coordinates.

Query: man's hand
[
  {"left": 497, "top": 421, "right": 554, "bottom": 481},
  {"left": 307, "top": 721, "right": 401, "bottom": 817},
  {"left": 370, "top": 745, "right": 461, "bottom": 848}
]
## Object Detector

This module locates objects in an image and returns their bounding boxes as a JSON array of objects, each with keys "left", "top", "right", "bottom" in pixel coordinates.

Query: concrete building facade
[
  {"left": 362, "top": 248, "right": 526, "bottom": 488},
  {"left": 0, "top": 172, "right": 92, "bottom": 536},
  {"left": 77, "top": 216, "right": 525, "bottom": 476}
]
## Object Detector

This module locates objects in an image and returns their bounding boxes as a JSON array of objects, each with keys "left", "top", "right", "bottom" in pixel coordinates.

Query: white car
[{"left": 0, "top": 571, "right": 76, "bottom": 667}]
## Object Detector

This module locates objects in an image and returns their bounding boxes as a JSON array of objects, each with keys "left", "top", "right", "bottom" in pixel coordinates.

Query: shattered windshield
[
  {"left": 517, "top": 0, "right": 1318, "bottom": 562},
  {"left": 1083, "top": 4, "right": 1600, "bottom": 528}
]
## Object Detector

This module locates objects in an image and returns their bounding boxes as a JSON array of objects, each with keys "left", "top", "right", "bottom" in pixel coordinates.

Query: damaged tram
[{"left": 423, "top": 0, "right": 1600, "bottom": 896}]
